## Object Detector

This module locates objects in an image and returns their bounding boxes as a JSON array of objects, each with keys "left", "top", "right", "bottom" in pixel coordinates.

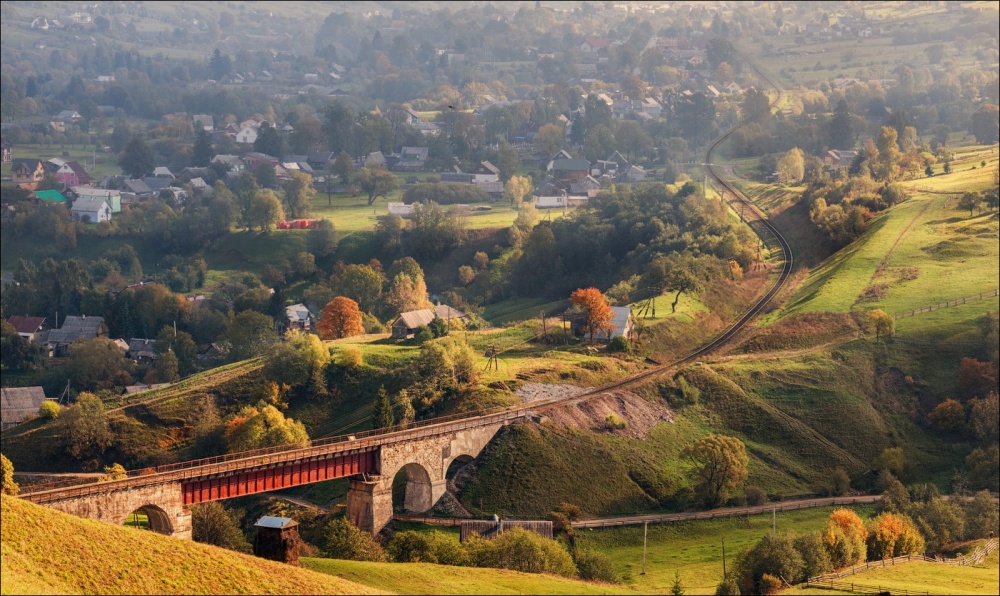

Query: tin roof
[{"left": 255, "top": 516, "right": 298, "bottom": 529}]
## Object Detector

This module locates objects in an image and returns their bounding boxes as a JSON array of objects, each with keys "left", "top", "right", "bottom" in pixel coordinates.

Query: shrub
[
  {"left": 464, "top": 527, "right": 577, "bottom": 577},
  {"left": 745, "top": 486, "right": 768, "bottom": 506},
  {"left": 413, "top": 326, "right": 434, "bottom": 344},
  {"left": 99, "top": 463, "right": 127, "bottom": 481},
  {"left": 1, "top": 454, "right": 18, "bottom": 496},
  {"left": 676, "top": 375, "right": 700, "bottom": 405},
  {"left": 336, "top": 346, "right": 364, "bottom": 369},
  {"left": 735, "top": 534, "right": 803, "bottom": 594},
  {"left": 574, "top": 549, "right": 620, "bottom": 583},
  {"left": 38, "top": 400, "right": 61, "bottom": 420},
  {"left": 759, "top": 573, "right": 783, "bottom": 595},
  {"left": 604, "top": 414, "right": 627, "bottom": 430},
  {"left": 321, "top": 517, "right": 387, "bottom": 562},
  {"left": 794, "top": 533, "right": 832, "bottom": 580},
  {"left": 714, "top": 575, "right": 739, "bottom": 595},
  {"left": 823, "top": 509, "right": 868, "bottom": 567},
  {"left": 387, "top": 530, "right": 469, "bottom": 565},
  {"left": 866, "top": 513, "right": 924, "bottom": 559},
  {"left": 192, "top": 501, "right": 252, "bottom": 553},
  {"left": 607, "top": 336, "right": 630, "bottom": 352}
]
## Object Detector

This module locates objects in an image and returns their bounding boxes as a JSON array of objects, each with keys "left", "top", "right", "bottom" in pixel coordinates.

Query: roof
[
  {"left": 123, "top": 179, "right": 152, "bottom": 194},
  {"left": 477, "top": 160, "right": 500, "bottom": 175},
  {"left": 394, "top": 309, "right": 436, "bottom": 330},
  {"left": 584, "top": 37, "right": 610, "bottom": 49},
  {"left": 7, "top": 315, "right": 46, "bottom": 334},
  {"left": 434, "top": 305, "right": 467, "bottom": 320},
  {"left": 71, "top": 197, "right": 111, "bottom": 213},
  {"left": 11, "top": 158, "right": 44, "bottom": 170},
  {"left": 255, "top": 516, "right": 298, "bottom": 529},
  {"left": 1, "top": 387, "right": 49, "bottom": 426},
  {"left": 33, "top": 189, "right": 67, "bottom": 203},
  {"left": 608, "top": 307, "right": 633, "bottom": 338},
  {"left": 551, "top": 158, "right": 590, "bottom": 171},
  {"left": 47, "top": 315, "right": 105, "bottom": 344},
  {"left": 127, "top": 338, "right": 156, "bottom": 355},
  {"left": 285, "top": 303, "right": 311, "bottom": 323}
]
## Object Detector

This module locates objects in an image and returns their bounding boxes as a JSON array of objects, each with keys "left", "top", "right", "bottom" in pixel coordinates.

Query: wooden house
[
  {"left": 11, "top": 158, "right": 46, "bottom": 183},
  {"left": 6, "top": 315, "right": 48, "bottom": 342},
  {"left": 1, "top": 386, "right": 50, "bottom": 429}
]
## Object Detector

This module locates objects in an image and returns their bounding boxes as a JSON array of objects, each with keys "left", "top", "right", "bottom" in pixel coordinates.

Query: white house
[
  {"left": 70, "top": 197, "right": 112, "bottom": 223},
  {"left": 236, "top": 126, "right": 258, "bottom": 145}
]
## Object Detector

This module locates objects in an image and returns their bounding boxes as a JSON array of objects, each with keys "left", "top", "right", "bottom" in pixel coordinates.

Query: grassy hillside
[
  {"left": 788, "top": 547, "right": 1000, "bottom": 596},
  {"left": 0, "top": 495, "right": 636, "bottom": 596},
  {"left": 303, "top": 559, "right": 636, "bottom": 595},
  {"left": 0, "top": 495, "right": 380, "bottom": 595}
]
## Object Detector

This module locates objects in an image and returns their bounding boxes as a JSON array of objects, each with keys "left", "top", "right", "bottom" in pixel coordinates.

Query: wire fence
[{"left": 894, "top": 289, "right": 999, "bottom": 319}]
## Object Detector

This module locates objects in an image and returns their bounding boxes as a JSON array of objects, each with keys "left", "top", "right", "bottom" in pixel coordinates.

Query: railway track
[{"left": 19, "top": 54, "right": 794, "bottom": 493}]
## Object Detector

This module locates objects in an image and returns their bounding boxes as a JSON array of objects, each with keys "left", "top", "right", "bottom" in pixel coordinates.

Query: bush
[
  {"left": 38, "top": 400, "right": 61, "bottom": 420},
  {"left": 759, "top": 573, "right": 782, "bottom": 595},
  {"left": 1, "top": 454, "right": 18, "bottom": 496},
  {"left": 387, "top": 530, "right": 469, "bottom": 565},
  {"left": 413, "top": 326, "right": 434, "bottom": 344},
  {"left": 735, "top": 534, "right": 803, "bottom": 594},
  {"left": 574, "top": 549, "right": 620, "bottom": 583},
  {"left": 336, "top": 346, "right": 364, "bottom": 369},
  {"left": 464, "top": 527, "right": 577, "bottom": 577},
  {"left": 794, "top": 533, "right": 832, "bottom": 580},
  {"left": 604, "top": 414, "right": 627, "bottom": 430},
  {"left": 745, "top": 486, "right": 768, "bottom": 506},
  {"left": 714, "top": 575, "right": 739, "bottom": 595},
  {"left": 607, "top": 336, "right": 630, "bottom": 352},
  {"left": 676, "top": 375, "right": 700, "bottom": 405},
  {"left": 321, "top": 517, "right": 387, "bottom": 562},
  {"left": 191, "top": 502, "right": 251, "bottom": 553}
]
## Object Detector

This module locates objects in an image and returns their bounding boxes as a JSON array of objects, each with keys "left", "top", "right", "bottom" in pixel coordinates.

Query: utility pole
[
  {"left": 722, "top": 537, "right": 727, "bottom": 578},
  {"left": 773, "top": 507, "right": 776, "bottom": 535},
  {"left": 641, "top": 521, "right": 648, "bottom": 575}
]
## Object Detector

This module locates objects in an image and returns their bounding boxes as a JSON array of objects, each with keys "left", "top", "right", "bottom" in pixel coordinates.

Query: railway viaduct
[{"left": 19, "top": 409, "right": 522, "bottom": 538}]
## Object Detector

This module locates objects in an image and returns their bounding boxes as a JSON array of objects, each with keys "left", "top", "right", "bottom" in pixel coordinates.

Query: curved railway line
[{"left": 19, "top": 53, "right": 795, "bottom": 495}]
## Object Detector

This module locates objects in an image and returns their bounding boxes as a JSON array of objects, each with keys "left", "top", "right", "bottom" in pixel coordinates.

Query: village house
[
  {"left": 11, "top": 158, "right": 46, "bottom": 183},
  {"left": 394, "top": 146, "right": 429, "bottom": 171},
  {"left": 390, "top": 305, "right": 467, "bottom": 339},
  {"left": 547, "top": 157, "right": 591, "bottom": 183},
  {"left": 6, "top": 315, "right": 48, "bottom": 342},
  {"left": 1, "top": 138, "right": 12, "bottom": 163},
  {"left": 236, "top": 126, "right": 258, "bottom": 145},
  {"left": 46, "top": 315, "right": 108, "bottom": 356},
  {"left": 1, "top": 387, "right": 51, "bottom": 430},
  {"left": 32, "top": 189, "right": 68, "bottom": 204},
  {"left": 70, "top": 197, "right": 112, "bottom": 223},
  {"left": 71, "top": 187, "right": 121, "bottom": 213},
  {"left": 210, "top": 154, "right": 247, "bottom": 172},
  {"left": 571, "top": 306, "right": 635, "bottom": 341},
  {"left": 192, "top": 114, "right": 214, "bottom": 132},
  {"left": 284, "top": 303, "right": 313, "bottom": 332},
  {"left": 532, "top": 181, "right": 569, "bottom": 209},
  {"left": 824, "top": 149, "right": 856, "bottom": 168},
  {"left": 126, "top": 338, "right": 157, "bottom": 364}
]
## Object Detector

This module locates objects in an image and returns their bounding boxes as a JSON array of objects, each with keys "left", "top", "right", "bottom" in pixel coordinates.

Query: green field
[
  {"left": 777, "top": 158, "right": 999, "bottom": 322},
  {"left": 303, "top": 558, "right": 637, "bottom": 595},
  {"left": 789, "top": 546, "right": 1000, "bottom": 596},
  {"left": 576, "top": 505, "right": 877, "bottom": 594}
]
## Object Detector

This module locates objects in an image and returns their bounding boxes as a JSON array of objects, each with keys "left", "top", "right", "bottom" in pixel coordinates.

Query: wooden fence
[
  {"left": 806, "top": 578, "right": 930, "bottom": 595},
  {"left": 808, "top": 538, "right": 997, "bottom": 585},
  {"left": 894, "top": 289, "right": 999, "bottom": 319}
]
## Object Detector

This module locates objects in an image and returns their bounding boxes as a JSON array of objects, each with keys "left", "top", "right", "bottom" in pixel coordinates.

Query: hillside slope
[{"left": 0, "top": 496, "right": 632, "bottom": 595}]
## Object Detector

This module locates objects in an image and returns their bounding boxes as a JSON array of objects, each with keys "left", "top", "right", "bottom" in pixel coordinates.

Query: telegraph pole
[{"left": 641, "top": 521, "right": 648, "bottom": 575}]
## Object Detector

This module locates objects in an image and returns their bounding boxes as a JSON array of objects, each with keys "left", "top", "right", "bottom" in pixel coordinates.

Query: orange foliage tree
[
  {"left": 866, "top": 512, "right": 924, "bottom": 559},
  {"left": 823, "top": 508, "right": 868, "bottom": 567},
  {"left": 569, "top": 287, "right": 615, "bottom": 341},
  {"left": 317, "top": 296, "right": 364, "bottom": 340}
]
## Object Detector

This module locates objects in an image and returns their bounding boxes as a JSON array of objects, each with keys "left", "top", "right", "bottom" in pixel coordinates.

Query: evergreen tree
[
  {"left": 828, "top": 100, "right": 854, "bottom": 150},
  {"left": 373, "top": 386, "right": 395, "bottom": 429},
  {"left": 192, "top": 128, "right": 213, "bottom": 167},
  {"left": 119, "top": 136, "right": 154, "bottom": 178}
]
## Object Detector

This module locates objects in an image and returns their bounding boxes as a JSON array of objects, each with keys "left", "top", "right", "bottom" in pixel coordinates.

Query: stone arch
[
  {"left": 390, "top": 462, "right": 434, "bottom": 513},
  {"left": 121, "top": 504, "right": 174, "bottom": 535},
  {"left": 445, "top": 453, "right": 475, "bottom": 480}
]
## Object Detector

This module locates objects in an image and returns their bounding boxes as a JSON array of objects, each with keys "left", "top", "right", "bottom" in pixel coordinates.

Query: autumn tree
[
  {"left": 246, "top": 189, "right": 284, "bottom": 231},
  {"left": 332, "top": 150, "right": 355, "bottom": 184},
  {"left": 224, "top": 404, "right": 309, "bottom": 453},
  {"left": 263, "top": 329, "right": 330, "bottom": 392},
  {"left": 317, "top": 296, "right": 364, "bottom": 340},
  {"left": 823, "top": 508, "right": 868, "bottom": 567},
  {"left": 569, "top": 287, "right": 615, "bottom": 341},
  {"left": 928, "top": 398, "right": 965, "bottom": 433},
  {"left": 682, "top": 434, "right": 749, "bottom": 507},
  {"left": 867, "top": 309, "right": 895, "bottom": 343},
  {"left": 60, "top": 393, "right": 113, "bottom": 464},
  {"left": 970, "top": 104, "right": 1000, "bottom": 144},
  {"left": 958, "top": 358, "right": 997, "bottom": 400},
  {"left": 503, "top": 175, "right": 534, "bottom": 207},
  {"left": 331, "top": 264, "right": 384, "bottom": 313},
  {"left": 866, "top": 513, "right": 924, "bottom": 559},
  {"left": 777, "top": 147, "right": 805, "bottom": 184},
  {"left": 534, "top": 123, "right": 566, "bottom": 157},
  {"left": 1, "top": 454, "right": 18, "bottom": 496},
  {"left": 356, "top": 166, "right": 398, "bottom": 206},
  {"left": 875, "top": 126, "right": 901, "bottom": 182},
  {"left": 282, "top": 171, "right": 315, "bottom": 219},
  {"left": 308, "top": 219, "right": 338, "bottom": 257}
]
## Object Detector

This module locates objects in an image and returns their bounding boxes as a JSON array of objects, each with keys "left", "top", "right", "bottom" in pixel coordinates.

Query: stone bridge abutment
[
  {"left": 38, "top": 480, "right": 192, "bottom": 539},
  {"left": 347, "top": 422, "right": 504, "bottom": 533}
]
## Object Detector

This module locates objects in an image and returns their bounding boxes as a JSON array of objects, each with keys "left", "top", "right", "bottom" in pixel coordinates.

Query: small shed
[
  {"left": 253, "top": 516, "right": 301, "bottom": 566},
  {"left": 1, "top": 386, "right": 50, "bottom": 430},
  {"left": 391, "top": 308, "right": 436, "bottom": 339}
]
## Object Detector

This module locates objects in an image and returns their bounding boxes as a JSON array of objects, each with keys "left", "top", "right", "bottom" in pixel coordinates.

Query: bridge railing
[{"left": 19, "top": 403, "right": 533, "bottom": 497}]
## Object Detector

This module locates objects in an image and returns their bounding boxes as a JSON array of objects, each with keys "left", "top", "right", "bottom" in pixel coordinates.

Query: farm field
[
  {"left": 776, "top": 154, "right": 999, "bottom": 322},
  {"left": 788, "top": 545, "right": 1000, "bottom": 595},
  {"left": 575, "top": 505, "right": 877, "bottom": 593}
]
